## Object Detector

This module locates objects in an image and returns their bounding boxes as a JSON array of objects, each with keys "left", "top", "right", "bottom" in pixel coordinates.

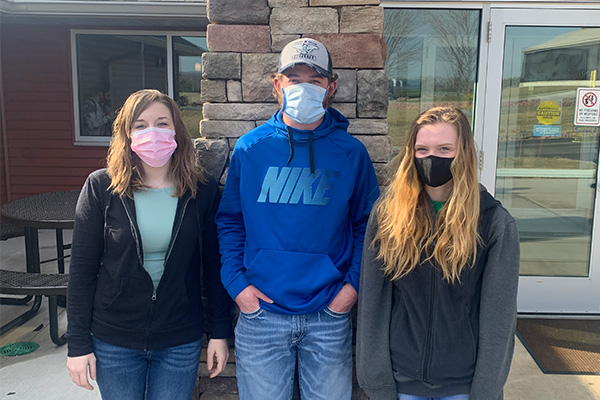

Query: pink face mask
[{"left": 130, "top": 127, "right": 178, "bottom": 167}]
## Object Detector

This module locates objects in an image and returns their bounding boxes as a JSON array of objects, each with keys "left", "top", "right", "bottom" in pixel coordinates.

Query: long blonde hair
[
  {"left": 106, "top": 89, "right": 204, "bottom": 198},
  {"left": 374, "top": 107, "right": 480, "bottom": 283}
]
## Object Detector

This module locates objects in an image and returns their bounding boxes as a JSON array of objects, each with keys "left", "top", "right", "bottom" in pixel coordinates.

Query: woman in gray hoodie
[{"left": 357, "top": 107, "right": 520, "bottom": 400}]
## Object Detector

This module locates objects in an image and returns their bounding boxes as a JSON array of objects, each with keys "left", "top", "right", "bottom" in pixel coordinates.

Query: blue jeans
[
  {"left": 398, "top": 395, "right": 470, "bottom": 400},
  {"left": 235, "top": 307, "right": 352, "bottom": 400},
  {"left": 92, "top": 336, "right": 202, "bottom": 400}
]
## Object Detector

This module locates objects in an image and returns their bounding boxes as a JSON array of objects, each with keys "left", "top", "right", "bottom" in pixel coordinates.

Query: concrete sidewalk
[{"left": 1, "top": 230, "right": 599, "bottom": 399}]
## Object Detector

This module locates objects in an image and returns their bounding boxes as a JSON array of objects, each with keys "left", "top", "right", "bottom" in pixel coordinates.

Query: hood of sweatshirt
[
  {"left": 266, "top": 106, "right": 350, "bottom": 142},
  {"left": 479, "top": 184, "right": 501, "bottom": 213},
  {"left": 265, "top": 107, "right": 350, "bottom": 175}
]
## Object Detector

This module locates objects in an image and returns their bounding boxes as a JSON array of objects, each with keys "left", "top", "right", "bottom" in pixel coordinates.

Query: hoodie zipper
[
  {"left": 143, "top": 290, "right": 157, "bottom": 350},
  {"left": 121, "top": 194, "right": 192, "bottom": 350},
  {"left": 422, "top": 267, "right": 436, "bottom": 383},
  {"left": 121, "top": 197, "right": 153, "bottom": 350},
  {"left": 422, "top": 205, "right": 440, "bottom": 382},
  {"left": 143, "top": 195, "right": 191, "bottom": 349}
]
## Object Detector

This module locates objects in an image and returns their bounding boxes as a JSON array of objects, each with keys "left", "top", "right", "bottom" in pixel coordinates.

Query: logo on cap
[
  {"left": 279, "top": 38, "right": 332, "bottom": 77},
  {"left": 292, "top": 40, "right": 319, "bottom": 61}
]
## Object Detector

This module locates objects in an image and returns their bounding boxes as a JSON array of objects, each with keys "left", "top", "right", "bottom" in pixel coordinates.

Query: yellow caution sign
[{"left": 536, "top": 101, "right": 561, "bottom": 125}]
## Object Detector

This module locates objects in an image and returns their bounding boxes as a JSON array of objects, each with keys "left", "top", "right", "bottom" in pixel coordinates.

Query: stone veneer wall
[
  {"left": 197, "top": 0, "right": 392, "bottom": 187},
  {"left": 195, "top": 0, "right": 391, "bottom": 398}
]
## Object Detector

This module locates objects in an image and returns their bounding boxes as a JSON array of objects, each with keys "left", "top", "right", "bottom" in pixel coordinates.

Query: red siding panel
[
  {"left": 3, "top": 63, "right": 71, "bottom": 75},
  {"left": 7, "top": 111, "right": 72, "bottom": 121},
  {"left": 9, "top": 148, "right": 106, "bottom": 159},
  {"left": 7, "top": 120, "right": 74, "bottom": 131},
  {"left": 10, "top": 157, "right": 107, "bottom": 168},
  {"left": 9, "top": 139, "right": 79, "bottom": 149},
  {"left": 10, "top": 167, "right": 95, "bottom": 177},
  {"left": 0, "top": 143, "right": 7, "bottom": 205},
  {"left": 3, "top": 81, "right": 72, "bottom": 93},
  {"left": 5, "top": 101, "right": 72, "bottom": 112},
  {"left": 1, "top": 24, "right": 107, "bottom": 203},
  {"left": 7, "top": 92, "right": 71, "bottom": 103}
]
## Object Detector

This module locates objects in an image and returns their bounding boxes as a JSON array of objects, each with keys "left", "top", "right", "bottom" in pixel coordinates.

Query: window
[
  {"left": 72, "top": 31, "right": 206, "bottom": 145},
  {"left": 384, "top": 8, "right": 481, "bottom": 151}
]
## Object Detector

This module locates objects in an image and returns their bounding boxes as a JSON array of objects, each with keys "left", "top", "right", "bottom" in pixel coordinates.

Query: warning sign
[
  {"left": 536, "top": 101, "right": 561, "bottom": 125},
  {"left": 575, "top": 88, "right": 600, "bottom": 126}
]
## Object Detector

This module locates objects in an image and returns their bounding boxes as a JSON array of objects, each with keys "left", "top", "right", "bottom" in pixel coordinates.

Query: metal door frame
[{"left": 478, "top": 7, "right": 600, "bottom": 313}]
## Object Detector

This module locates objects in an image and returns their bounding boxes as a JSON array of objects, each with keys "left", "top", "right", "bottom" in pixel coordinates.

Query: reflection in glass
[
  {"left": 384, "top": 9, "right": 481, "bottom": 150},
  {"left": 495, "top": 27, "right": 600, "bottom": 277},
  {"left": 173, "top": 36, "right": 207, "bottom": 137},
  {"left": 76, "top": 35, "right": 168, "bottom": 137}
]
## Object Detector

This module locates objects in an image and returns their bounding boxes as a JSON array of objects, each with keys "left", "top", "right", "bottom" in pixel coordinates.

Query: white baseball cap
[{"left": 278, "top": 38, "right": 333, "bottom": 77}]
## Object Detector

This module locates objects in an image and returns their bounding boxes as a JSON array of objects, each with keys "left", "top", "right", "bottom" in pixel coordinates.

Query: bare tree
[
  {"left": 425, "top": 10, "right": 479, "bottom": 102},
  {"left": 384, "top": 9, "right": 421, "bottom": 95}
]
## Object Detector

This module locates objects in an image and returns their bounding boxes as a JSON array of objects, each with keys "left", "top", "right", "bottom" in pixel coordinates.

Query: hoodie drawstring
[
  {"left": 286, "top": 127, "right": 295, "bottom": 167},
  {"left": 308, "top": 131, "right": 315, "bottom": 177},
  {"left": 286, "top": 126, "right": 315, "bottom": 177}
]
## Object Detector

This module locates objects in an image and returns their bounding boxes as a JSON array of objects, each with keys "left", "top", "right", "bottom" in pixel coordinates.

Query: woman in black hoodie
[
  {"left": 66, "top": 89, "right": 232, "bottom": 399},
  {"left": 357, "top": 107, "right": 520, "bottom": 400}
]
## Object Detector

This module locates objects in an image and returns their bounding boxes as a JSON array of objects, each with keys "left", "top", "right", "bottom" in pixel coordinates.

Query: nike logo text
[{"left": 257, "top": 167, "right": 339, "bottom": 205}]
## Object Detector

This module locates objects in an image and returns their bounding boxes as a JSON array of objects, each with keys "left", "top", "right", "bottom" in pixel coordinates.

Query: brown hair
[
  {"left": 374, "top": 107, "right": 480, "bottom": 284},
  {"left": 106, "top": 89, "right": 204, "bottom": 198}
]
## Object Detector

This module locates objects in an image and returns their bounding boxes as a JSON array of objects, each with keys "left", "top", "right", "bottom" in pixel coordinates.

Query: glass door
[{"left": 480, "top": 8, "right": 600, "bottom": 313}]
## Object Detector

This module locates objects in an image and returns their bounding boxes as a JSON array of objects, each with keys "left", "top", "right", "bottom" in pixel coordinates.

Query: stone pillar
[
  {"left": 196, "top": 0, "right": 389, "bottom": 398},
  {"left": 198, "top": 0, "right": 391, "bottom": 186}
]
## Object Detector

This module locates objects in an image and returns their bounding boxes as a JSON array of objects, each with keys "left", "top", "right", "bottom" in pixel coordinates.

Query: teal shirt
[{"left": 133, "top": 187, "right": 177, "bottom": 289}]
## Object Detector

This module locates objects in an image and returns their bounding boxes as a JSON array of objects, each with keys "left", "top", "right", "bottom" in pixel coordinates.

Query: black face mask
[{"left": 414, "top": 155, "right": 454, "bottom": 187}]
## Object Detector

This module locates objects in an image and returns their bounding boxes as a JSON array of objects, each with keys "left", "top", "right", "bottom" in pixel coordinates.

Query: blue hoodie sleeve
[
  {"left": 346, "top": 146, "right": 380, "bottom": 293},
  {"left": 216, "top": 146, "right": 251, "bottom": 301}
]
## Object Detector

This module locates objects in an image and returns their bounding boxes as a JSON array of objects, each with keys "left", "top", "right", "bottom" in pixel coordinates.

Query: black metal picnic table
[{"left": 0, "top": 190, "right": 80, "bottom": 344}]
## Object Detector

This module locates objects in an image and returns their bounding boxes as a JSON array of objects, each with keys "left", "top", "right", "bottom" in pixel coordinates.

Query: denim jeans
[
  {"left": 235, "top": 307, "right": 352, "bottom": 400},
  {"left": 92, "top": 336, "right": 202, "bottom": 400},
  {"left": 398, "top": 394, "right": 470, "bottom": 400}
]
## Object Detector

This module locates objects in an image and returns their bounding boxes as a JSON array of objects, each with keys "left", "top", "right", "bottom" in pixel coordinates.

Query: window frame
[{"left": 71, "top": 29, "right": 206, "bottom": 146}]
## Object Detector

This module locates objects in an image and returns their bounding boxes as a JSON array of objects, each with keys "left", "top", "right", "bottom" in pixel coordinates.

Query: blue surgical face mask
[{"left": 281, "top": 83, "right": 328, "bottom": 125}]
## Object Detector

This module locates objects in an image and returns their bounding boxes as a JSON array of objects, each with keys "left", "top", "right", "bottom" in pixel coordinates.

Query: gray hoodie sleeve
[
  {"left": 470, "top": 207, "right": 520, "bottom": 400},
  {"left": 356, "top": 211, "right": 397, "bottom": 400}
]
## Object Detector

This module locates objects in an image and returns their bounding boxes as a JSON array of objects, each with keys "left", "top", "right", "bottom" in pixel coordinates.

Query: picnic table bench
[{"left": 0, "top": 270, "right": 68, "bottom": 345}]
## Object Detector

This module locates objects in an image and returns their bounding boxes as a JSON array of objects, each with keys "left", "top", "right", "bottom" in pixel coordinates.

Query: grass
[
  {"left": 181, "top": 109, "right": 203, "bottom": 138},
  {"left": 387, "top": 89, "right": 599, "bottom": 168},
  {"left": 388, "top": 99, "right": 474, "bottom": 151},
  {"left": 180, "top": 91, "right": 203, "bottom": 138}
]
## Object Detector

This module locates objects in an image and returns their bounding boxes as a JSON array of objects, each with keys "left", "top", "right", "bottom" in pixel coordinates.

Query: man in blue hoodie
[{"left": 216, "top": 38, "right": 379, "bottom": 400}]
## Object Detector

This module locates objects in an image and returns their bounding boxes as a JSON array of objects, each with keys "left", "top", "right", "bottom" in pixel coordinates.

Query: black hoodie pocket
[
  {"left": 429, "top": 317, "right": 477, "bottom": 382},
  {"left": 95, "top": 277, "right": 125, "bottom": 310}
]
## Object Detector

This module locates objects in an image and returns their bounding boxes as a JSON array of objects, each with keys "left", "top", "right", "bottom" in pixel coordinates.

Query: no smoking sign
[{"left": 575, "top": 88, "right": 600, "bottom": 126}]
